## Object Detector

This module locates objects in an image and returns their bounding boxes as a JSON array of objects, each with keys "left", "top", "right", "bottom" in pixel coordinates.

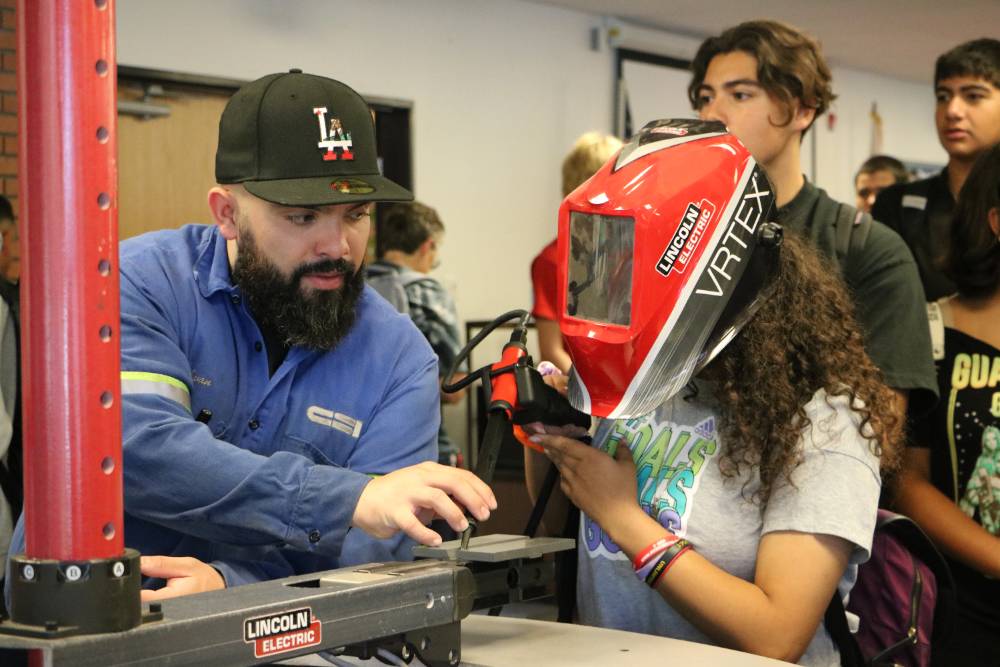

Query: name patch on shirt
[{"left": 307, "top": 406, "right": 363, "bottom": 438}]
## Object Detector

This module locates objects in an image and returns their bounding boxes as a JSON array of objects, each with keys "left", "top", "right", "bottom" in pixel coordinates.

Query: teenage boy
[
  {"left": 855, "top": 155, "right": 909, "bottom": 213},
  {"left": 689, "top": 20, "right": 937, "bottom": 420},
  {"left": 366, "top": 201, "right": 464, "bottom": 466},
  {"left": 873, "top": 38, "right": 1000, "bottom": 301}
]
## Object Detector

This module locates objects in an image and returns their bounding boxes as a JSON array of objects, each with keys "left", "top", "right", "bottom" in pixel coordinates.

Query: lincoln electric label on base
[{"left": 244, "top": 606, "right": 322, "bottom": 659}]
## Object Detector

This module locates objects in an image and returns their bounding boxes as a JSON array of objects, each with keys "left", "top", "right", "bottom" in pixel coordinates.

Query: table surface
[{"left": 278, "top": 615, "right": 793, "bottom": 666}]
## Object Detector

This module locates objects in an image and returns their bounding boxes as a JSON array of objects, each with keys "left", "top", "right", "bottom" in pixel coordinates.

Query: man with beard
[{"left": 65, "top": 70, "right": 495, "bottom": 599}]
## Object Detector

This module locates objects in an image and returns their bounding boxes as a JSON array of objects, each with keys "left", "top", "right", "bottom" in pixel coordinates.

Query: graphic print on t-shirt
[
  {"left": 585, "top": 414, "right": 719, "bottom": 559},
  {"left": 945, "top": 346, "right": 1000, "bottom": 532},
  {"left": 960, "top": 425, "right": 1000, "bottom": 535}
]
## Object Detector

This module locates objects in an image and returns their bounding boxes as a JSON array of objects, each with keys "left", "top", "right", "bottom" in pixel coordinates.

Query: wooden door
[{"left": 117, "top": 80, "right": 232, "bottom": 240}]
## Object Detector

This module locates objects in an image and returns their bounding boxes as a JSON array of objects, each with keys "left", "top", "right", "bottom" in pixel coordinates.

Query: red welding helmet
[{"left": 557, "top": 119, "right": 782, "bottom": 419}]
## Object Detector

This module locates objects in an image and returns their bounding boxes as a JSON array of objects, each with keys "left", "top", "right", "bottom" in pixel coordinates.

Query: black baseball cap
[{"left": 215, "top": 69, "right": 413, "bottom": 206}]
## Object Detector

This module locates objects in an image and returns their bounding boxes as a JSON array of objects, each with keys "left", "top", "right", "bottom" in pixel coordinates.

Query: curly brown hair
[
  {"left": 688, "top": 20, "right": 836, "bottom": 133},
  {"left": 708, "top": 233, "right": 902, "bottom": 503}
]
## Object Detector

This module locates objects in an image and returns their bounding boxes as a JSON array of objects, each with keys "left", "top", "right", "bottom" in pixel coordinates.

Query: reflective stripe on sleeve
[{"left": 120, "top": 371, "right": 192, "bottom": 412}]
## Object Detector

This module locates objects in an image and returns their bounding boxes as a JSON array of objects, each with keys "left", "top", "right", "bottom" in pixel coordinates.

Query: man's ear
[
  {"left": 208, "top": 186, "right": 239, "bottom": 241},
  {"left": 989, "top": 206, "right": 1000, "bottom": 239}
]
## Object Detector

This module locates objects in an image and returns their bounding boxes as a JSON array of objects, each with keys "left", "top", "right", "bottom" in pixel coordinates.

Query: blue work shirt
[{"left": 9, "top": 224, "right": 440, "bottom": 589}]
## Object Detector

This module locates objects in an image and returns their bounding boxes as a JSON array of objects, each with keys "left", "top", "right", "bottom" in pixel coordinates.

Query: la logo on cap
[{"left": 312, "top": 107, "right": 354, "bottom": 161}]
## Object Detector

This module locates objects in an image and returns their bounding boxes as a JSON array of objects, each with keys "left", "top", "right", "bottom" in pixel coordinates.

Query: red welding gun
[{"left": 441, "top": 309, "right": 590, "bottom": 547}]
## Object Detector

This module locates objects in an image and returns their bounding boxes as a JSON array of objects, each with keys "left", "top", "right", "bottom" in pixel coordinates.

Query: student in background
[
  {"left": 855, "top": 155, "right": 909, "bottom": 213},
  {"left": 893, "top": 144, "right": 1000, "bottom": 666},
  {"left": 689, "top": 19, "right": 937, "bottom": 425},
  {"left": 0, "top": 198, "right": 14, "bottom": 616},
  {"left": 0, "top": 197, "right": 19, "bottom": 323},
  {"left": 366, "top": 201, "right": 465, "bottom": 466},
  {"left": 0, "top": 303, "right": 10, "bottom": 617},
  {"left": 531, "top": 132, "right": 622, "bottom": 373},
  {"left": 873, "top": 38, "right": 1000, "bottom": 301}
]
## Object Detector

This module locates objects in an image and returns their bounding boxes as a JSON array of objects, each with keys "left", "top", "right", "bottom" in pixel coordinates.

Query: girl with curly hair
[
  {"left": 526, "top": 118, "right": 902, "bottom": 667},
  {"left": 531, "top": 231, "right": 901, "bottom": 666}
]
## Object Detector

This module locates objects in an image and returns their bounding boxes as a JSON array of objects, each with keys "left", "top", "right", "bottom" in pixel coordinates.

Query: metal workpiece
[
  {"left": 416, "top": 534, "right": 576, "bottom": 614},
  {"left": 414, "top": 534, "right": 576, "bottom": 563},
  {"left": 0, "top": 559, "right": 474, "bottom": 666}
]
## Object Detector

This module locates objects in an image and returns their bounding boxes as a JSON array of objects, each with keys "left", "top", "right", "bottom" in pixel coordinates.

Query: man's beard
[{"left": 231, "top": 227, "right": 365, "bottom": 351}]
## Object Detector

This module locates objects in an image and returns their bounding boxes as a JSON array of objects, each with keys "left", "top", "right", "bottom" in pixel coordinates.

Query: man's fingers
[
  {"left": 394, "top": 510, "right": 444, "bottom": 547},
  {"left": 450, "top": 467, "right": 497, "bottom": 510},
  {"left": 140, "top": 576, "right": 196, "bottom": 602},
  {"left": 417, "top": 464, "right": 496, "bottom": 518},
  {"left": 356, "top": 463, "right": 499, "bottom": 543},
  {"left": 412, "top": 487, "right": 471, "bottom": 532},
  {"left": 437, "top": 477, "right": 492, "bottom": 522},
  {"left": 140, "top": 555, "right": 195, "bottom": 579}
]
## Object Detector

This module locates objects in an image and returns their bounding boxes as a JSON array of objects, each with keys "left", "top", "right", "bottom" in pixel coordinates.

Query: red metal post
[{"left": 18, "top": 0, "right": 122, "bottom": 560}]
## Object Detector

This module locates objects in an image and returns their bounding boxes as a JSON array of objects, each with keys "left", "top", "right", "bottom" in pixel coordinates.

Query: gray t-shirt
[{"left": 577, "top": 383, "right": 881, "bottom": 666}]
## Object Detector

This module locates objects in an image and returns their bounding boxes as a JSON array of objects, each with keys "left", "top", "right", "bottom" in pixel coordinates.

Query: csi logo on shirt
[{"left": 307, "top": 406, "right": 363, "bottom": 438}]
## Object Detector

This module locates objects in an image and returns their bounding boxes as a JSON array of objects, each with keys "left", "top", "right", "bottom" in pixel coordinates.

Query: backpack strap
[
  {"left": 877, "top": 511, "right": 957, "bottom": 647},
  {"left": 824, "top": 592, "right": 866, "bottom": 667},
  {"left": 834, "top": 202, "right": 873, "bottom": 264}
]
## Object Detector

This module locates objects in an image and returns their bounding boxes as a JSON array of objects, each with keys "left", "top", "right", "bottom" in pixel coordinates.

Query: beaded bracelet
[{"left": 643, "top": 539, "right": 692, "bottom": 588}]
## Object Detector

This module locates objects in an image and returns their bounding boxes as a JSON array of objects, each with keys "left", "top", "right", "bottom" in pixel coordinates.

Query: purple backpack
[{"left": 837, "top": 510, "right": 955, "bottom": 666}]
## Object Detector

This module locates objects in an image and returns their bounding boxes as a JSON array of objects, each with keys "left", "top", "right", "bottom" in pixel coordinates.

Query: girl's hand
[{"left": 534, "top": 434, "right": 640, "bottom": 529}]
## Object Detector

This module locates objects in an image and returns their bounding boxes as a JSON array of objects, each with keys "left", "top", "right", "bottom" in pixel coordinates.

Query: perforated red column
[{"left": 18, "top": 0, "right": 122, "bottom": 560}]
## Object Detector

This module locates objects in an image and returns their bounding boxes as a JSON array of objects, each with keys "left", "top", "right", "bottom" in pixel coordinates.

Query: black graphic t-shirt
[{"left": 913, "top": 327, "right": 1000, "bottom": 629}]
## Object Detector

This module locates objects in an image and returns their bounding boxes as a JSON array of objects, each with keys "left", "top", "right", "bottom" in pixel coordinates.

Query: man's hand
[
  {"left": 139, "top": 555, "right": 226, "bottom": 602},
  {"left": 352, "top": 462, "right": 497, "bottom": 545}
]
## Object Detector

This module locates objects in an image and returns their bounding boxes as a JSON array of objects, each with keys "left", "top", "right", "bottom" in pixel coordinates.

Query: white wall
[
  {"left": 816, "top": 66, "right": 945, "bottom": 205},
  {"left": 117, "top": 0, "right": 612, "bottom": 323}
]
